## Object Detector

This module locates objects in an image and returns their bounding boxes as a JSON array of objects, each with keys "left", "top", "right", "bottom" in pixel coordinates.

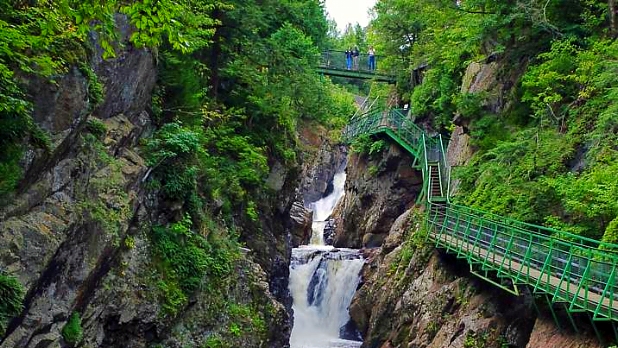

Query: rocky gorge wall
[
  {"left": 0, "top": 17, "right": 295, "bottom": 348},
  {"left": 288, "top": 122, "right": 348, "bottom": 247}
]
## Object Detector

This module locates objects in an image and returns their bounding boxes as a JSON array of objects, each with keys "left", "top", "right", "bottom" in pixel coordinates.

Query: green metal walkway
[
  {"left": 317, "top": 50, "right": 397, "bottom": 84},
  {"left": 342, "top": 108, "right": 618, "bottom": 338}
]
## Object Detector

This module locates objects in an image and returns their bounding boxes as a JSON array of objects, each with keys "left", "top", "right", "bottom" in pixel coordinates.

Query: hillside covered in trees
[{"left": 370, "top": 0, "right": 618, "bottom": 245}]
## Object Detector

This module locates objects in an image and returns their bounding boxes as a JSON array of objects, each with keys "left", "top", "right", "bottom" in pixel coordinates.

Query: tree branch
[{"left": 448, "top": 6, "right": 496, "bottom": 15}]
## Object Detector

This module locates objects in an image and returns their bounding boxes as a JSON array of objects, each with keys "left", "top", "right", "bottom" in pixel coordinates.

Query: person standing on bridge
[
  {"left": 368, "top": 46, "right": 376, "bottom": 70},
  {"left": 345, "top": 48, "right": 352, "bottom": 70},
  {"left": 352, "top": 46, "right": 360, "bottom": 70}
]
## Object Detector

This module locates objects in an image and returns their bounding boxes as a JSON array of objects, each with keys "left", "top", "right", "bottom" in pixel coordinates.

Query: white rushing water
[
  {"left": 309, "top": 172, "right": 347, "bottom": 245},
  {"left": 289, "top": 170, "right": 364, "bottom": 348}
]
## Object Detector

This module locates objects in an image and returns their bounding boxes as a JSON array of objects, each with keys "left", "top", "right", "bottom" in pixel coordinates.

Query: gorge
[{"left": 1, "top": 0, "right": 618, "bottom": 347}]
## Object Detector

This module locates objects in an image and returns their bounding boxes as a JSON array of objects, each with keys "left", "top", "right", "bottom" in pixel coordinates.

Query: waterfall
[
  {"left": 310, "top": 172, "right": 347, "bottom": 245},
  {"left": 289, "top": 170, "right": 364, "bottom": 348}
]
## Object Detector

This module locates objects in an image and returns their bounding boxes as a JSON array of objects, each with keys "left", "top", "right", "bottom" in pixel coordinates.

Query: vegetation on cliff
[
  {"left": 371, "top": 0, "right": 618, "bottom": 244},
  {"left": 0, "top": 272, "right": 23, "bottom": 337},
  {"left": 0, "top": 0, "right": 355, "bottom": 344}
]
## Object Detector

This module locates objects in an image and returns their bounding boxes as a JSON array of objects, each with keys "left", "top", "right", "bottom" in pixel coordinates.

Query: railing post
[
  {"left": 534, "top": 239, "right": 555, "bottom": 293},
  {"left": 571, "top": 248, "right": 592, "bottom": 313},
  {"left": 593, "top": 264, "right": 616, "bottom": 320}
]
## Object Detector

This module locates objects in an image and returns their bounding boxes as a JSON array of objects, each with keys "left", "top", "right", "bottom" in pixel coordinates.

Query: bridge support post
[
  {"left": 563, "top": 303, "right": 579, "bottom": 334},
  {"left": 588, "top": 313, "right": 605, "bottom": 345},
  {"left": 545, "top": 294, "right": 563, "bottom": 332}
]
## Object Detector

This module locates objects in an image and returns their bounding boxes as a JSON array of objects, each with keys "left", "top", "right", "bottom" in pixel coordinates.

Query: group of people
[{"left": 344, "top": 46, "right": 376, "bottom": 71}]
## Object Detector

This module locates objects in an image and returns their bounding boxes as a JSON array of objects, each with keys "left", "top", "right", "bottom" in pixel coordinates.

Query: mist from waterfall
[{"left": 289, "top": 170, "right": 364, "bottom": 348}]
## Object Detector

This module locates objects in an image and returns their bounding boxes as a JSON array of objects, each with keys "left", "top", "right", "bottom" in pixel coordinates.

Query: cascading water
[{"left": 289, "top": 171, "right": 364, "bottom": 348}]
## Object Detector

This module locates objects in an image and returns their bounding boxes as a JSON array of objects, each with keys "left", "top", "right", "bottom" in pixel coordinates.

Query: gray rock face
[
  {"left": 0, "top": 112, "right": 152, "bottom": 348},
  {"left": 92, "top": 15, "right": 156, "bottom": 121},
  {"left": 29, "top": 67, "right": 90, "bottom": 136},
  {"left": 299, "top": 142, "right": 347, "bottom": 206},
  {"left": 289, "top": 200, "right": 313, "bottom": 247},
  {"left": 348, "top": 209, "right": 601, "bottom": 348},
  {"left": 0, "top": 15, "right": 294, "bottom": 348},
  {"left": 331, "top": 144, "right": 422, "bottom": 248}
]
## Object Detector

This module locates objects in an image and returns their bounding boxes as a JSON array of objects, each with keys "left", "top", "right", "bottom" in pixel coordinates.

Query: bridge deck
[{"left": 317, "top": 50, "right": 396, "bottom": 83}]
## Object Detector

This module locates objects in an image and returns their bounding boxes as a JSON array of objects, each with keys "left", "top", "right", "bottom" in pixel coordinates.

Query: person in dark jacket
[
  {"left": 352, "top": 46, "right": 360, "bottom": 70},
  {"left": 345, "top": 48, "right": 352, "bottom": 70}
]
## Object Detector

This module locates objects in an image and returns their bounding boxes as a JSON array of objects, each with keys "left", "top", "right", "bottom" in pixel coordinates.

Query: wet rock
[
  {"left": 92, "top": 15, "right": 156, "bottom": 121},
  {"left": 289, "top": 201, "right": 313, "bottom": 247},
  {"left": 339, "top": 319, "right": 362, "bottom": 341},
  {"left": 323, "top": 218, "right": 336, "bottom": 245},
  {"left": 331, "top": 144, "right": 422, "bottom": 248},
  {"left": 446, "top": 126, "right": 473, "bottom": 195},
  {"left": 29, "top": 67, "right": 89, "bottom": 137},
  {"left": 266, "top": 161, "right": 288, "bottom": 191},
  {"left": 361, "top": 233, "right": 385, "bottom": 248},
  {"left": 297, "top": 122, "right": 347, "bottom": 205},
  {"left": 382, "top": 209, "right": 414, "bottom": 253}
]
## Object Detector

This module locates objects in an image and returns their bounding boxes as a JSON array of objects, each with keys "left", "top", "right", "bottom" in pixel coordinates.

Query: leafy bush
[
  {"left": 61, "top": 312, "right": 83, "bottom": 346},
  {"left": 85, "top": 118, "right": 107, "bottom": 138},
  {"left": 351, "top": 134, "right": 388, "bottom": 158},
  {"left": 150, "top": 215, "right": 238, "bottom": 315},
  {"left": 0, "top": 273, "right": 24, "bottom": 336},
  {"left": 521, "top": 39, "right": 580, "bottom": 125}
]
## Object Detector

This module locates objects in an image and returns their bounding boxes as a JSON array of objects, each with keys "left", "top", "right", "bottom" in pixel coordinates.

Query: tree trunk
[
  {"left": 610, "top": 0, "right": 618, "bottom": 38},
  {"left": 209, "top": 8, "right": 223, "bottom": 98}
]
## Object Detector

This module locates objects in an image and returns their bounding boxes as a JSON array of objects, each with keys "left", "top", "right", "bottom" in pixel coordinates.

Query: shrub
[
  {"left": 61, "top": 312, "right": 83, "bottom": 346},
  {"left": 0, "top": 273, "right": 24, "bottom": 336},
  {"left": 150, "top": 215, "right": 239, "bottom": 315}
]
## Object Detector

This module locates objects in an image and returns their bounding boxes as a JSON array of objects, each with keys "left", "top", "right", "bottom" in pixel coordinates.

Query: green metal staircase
[{"left": 343, "top": 108, "right": 618, "bottom": 339}]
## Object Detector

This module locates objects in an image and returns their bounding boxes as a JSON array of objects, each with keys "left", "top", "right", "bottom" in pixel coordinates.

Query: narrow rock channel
[{"left": 289, "top": 170, "right": 364, "bottom": 348}]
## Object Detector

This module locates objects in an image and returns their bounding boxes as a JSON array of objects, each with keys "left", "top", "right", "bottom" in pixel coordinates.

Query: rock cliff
[
  {"left": 331, "top": 144, "right": 422, "bottom": 248},
  {"left": 0, "top": 16, "right": 295, "bottom": 348},
  {"left": 289, "top": 122, "right": 348, "bottom": 247}
]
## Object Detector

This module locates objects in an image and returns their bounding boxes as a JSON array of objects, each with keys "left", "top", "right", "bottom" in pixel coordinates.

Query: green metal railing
[
  {"left": 342, "top": 107, "right": 618, "bottom": 329},
  {"left": 317, "top": 50, "right": 397, "bottom": 84}
]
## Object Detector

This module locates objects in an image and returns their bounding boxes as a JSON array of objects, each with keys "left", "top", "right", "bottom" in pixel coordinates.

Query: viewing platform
[{"left": 317, "top": 50, "right": 397, "bottom": 84}]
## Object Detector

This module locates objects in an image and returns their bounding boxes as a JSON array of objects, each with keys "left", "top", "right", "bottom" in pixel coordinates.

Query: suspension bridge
[
  {"left": 342, "top": 108, "right": 618, "bottom": 342},
  {"left": 317, "top": 50, "right": 397, "bottom": 84}
]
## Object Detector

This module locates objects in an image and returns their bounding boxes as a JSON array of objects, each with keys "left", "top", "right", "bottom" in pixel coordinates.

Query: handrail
[{"left": 342, "top": 107, "right": 618, "bottom": 323}]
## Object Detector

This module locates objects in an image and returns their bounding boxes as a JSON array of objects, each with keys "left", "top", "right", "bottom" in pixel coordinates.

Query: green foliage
[
  {"left": 457, "top": 127, "right": 574, "bottom": 224},
  {"left": 121, "top": 0, "right": 224, "bottom": 53},
  {"left": 453, "top": 37, "right": 618, "bottom": 242},
  {"left": 351, "top": 135, "right": 388, "bottom": 158},
  {"left": 203, "top": 336, "right": 226, "bottom": 348},
  {"left": 228, "top": 322, "right": 241, "bottom": 337},
  {"left": 367, "top": 165, "right": 379, "bottom": 177},
  {"left": 545, "top": 161, "right": 618, "bottom": 241},
  {"left": 77, "top": 134, "right": 130, "bottom": 242},
  {"left": 150, "top": 215, "right": 239, "bottom": 316},
  {"left": 78, "top": 63, "right": 104, "bottom": 110},
  {"left": 521, "top": 39, "right": 581, "bottom": 125},
  {"left": 454, "top": 92, "right": 487, "bottom": 121},
  {"left": 61, "top": 312, "right": 83, "bottom": 346},
  {"left": 463, "top": 330, "right": 488, "bottom": 348},
  {"left": 0, "top": 272, "right": 24, "bottom": 336},
  {"left": 85, "top": 118, "right": 107, "bottom": 138},
  {"left": 467, "top": 115, "right": 508, "bottom": 152},
  {"left": 122, "top": 0, "right": 186, "bottom": 51}
]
